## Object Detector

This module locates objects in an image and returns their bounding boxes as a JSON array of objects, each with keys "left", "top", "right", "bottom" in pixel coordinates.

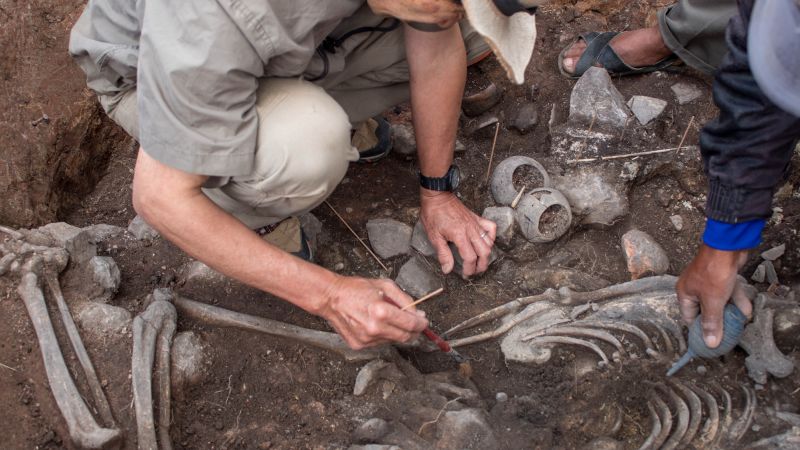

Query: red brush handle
[{"left": 383, "top": 295, "right": 451, "bottom": 352}]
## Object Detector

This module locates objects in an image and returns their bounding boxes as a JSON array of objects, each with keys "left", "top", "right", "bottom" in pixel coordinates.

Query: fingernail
[{"left": 704, "top": 334, "right": 720, "bottom": 348}]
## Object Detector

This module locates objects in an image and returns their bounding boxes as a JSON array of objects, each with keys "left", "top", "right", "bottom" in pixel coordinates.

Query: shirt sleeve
[
  {"left": 137, "top": 0, "right": 266, "bottom": 177},
  {"left": 702, "top": 218, "right": 766, "bottom": 251}
]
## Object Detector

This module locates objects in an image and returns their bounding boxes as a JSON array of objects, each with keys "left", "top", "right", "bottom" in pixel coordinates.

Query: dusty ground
[{"left": 2, "top": 1, "right": 799, "bottom": 449}]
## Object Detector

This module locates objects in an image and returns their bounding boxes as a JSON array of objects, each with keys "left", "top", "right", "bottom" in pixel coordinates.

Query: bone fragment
[
  {"left": 0, "top": 252, "right": 16, "bottom": 275},
  {"left": 655, "top": 383, "right": 689, "bottom": 450},
  {"left": 18, "top": 270, "right": 122, "bottom": 449},
  {"left": 132, "top": 300, "right": 177, "bottom": 450},
  {"left": 645, "top": 320, "right": 675, "bottom": 355},
  {"left": 522, "top": 325, "right": 625, "bottom": 356},
  {"left": 739, "top": 295, "right": 794, "bottom": 384},
  {"left": 649, "top": 392, "right": 672, "bottom": 449},
  {"left": 448, "top": 305, "right": 563, "bottom": 348},
  {"left": 173, "top": 296, "right": 388, "bottom": 361},
  {"left": 577, "top": 320, "right": 659, "bottom": 357},
  {"left": 728, "top": 384, "right": 757, "bottom": 445},
  {"left": 528, "top": 336, "right": 610, "bottom": 365},
  {"left": 687, "top": 382, "right": 719, "bottom": 447},
  {"left": 445, "top": 275, "right": 676, "bottom": 336},
  {"left": 0, "top": 224, "right": 25, "bottom": 240},
  {"left": 639, "top": 402, "right": 662, "bottom": 450},
  {"left": 714, "top": 386, "right": 734, "bottom": 449},
  {"left": 669, "top": 380, "right": 702, "bottom": 447},
  {"left": 43, "top": 270, "right": 116, "bottom": 428}
]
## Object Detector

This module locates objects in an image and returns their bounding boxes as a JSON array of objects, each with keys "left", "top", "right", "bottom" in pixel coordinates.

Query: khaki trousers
[
  {"left": 658, "top": 0, "right": 737, "bottom": 73},
  {"left": 105, "top": 20, "right": 489, "bottom": 229}
]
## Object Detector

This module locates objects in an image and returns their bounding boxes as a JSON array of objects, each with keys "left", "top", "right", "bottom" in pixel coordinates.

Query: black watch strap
[{"left": 419, "top": 165, "right": 458, "bottom": 192}]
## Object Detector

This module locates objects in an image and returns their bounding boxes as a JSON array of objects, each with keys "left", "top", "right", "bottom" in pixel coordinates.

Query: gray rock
[
  {"left": 298, "top": 213, "right": 326, "bottom": 251},
  {"left": 171, "top": 331, "right": 206, "bottom": 393},
  {"left": 774, "top": 307, "right": 800, "bottom": 334},
  {"left": 75, "top": 302, "right": 132, "bottom": 339},
  {"left": 495, "top": 392, "right": 508, "bottom": 402},
  {"left": 88, "top": 256, "right": 121, "bottom": 302},
  {"left": 671, "top": 82, "right": 703, "bottom": 105},
  {"left": 128, "top": 215, "right": 159, "bottom": 240},
  {"left": 739, "top": 296, "right": 795, "bottom": 383},
  {"left": 462, "top": 83, "right": 502, "bottom": 117},
  {"left": 435, "top": 408, "right": 499, "bottom": 450},
  {"left": 354, "top": 360, "right": 390, "bottom": 396},
  {"left": 761, "top": 244, "right": 786, "bottom": 261},
  {"left": 454, "top": 140, "right": 466, "bottom": 153},
  {"left": 450, "top": 243, "right": 501, "bottom": 277},
  {"left": 569, "top": 67, "right": 630, "bottom": 129},
  {"left": 669, "top": 214, "right": 684, "bottom": 231},
  {"left": 696, "top": 365, "right": 708, "bottom": 375},
  {"left": 411, "top": 221, "right": 436, "bottom": 258},
  {"left": 391, "top": 123, "right": 416, "bottom": 157},
  {"left": 752, "top": 263, "right": 767, "bottom": 283},
  {"left": 81, "top": 224, "right": 125, "bottom": 243},
  {"left": 553, "top": 169, "right": 628, "bottom": 226},
  {"left": 626, "top": 95, "right": 667, "bottom": 125},
  {"left": 354, "top": 418, "right": 391, "bottom": 444},
  {"left": 509, "top": 104, "right": 538, "bottom": 134},
  {"left": 621, "top": 230, "right": 670, "bottom": 279},
  {"left": 178, "top": 260, "right": 226, "bottom": 284},
  {"left": 764, "top": 260, "right": 779, "bottom": 285},
  {"left": 366, "top": 219, "right": 413, "bottom": 259},
  {"left": 396, "top": 256, "right": 441, "bottom": 298},
  {"left": 482, "top": 207, "right": 516, "bottom": 247},
  {"left": 36, "top": 222, "right": 96, "bottom": 264}
]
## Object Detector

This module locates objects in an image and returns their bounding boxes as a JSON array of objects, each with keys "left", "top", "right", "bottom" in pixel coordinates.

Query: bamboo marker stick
[
  {"left": 324, "top": 201, "right": 389, "bottom": 272},
  {"left": 401, "top": 287, "right": 445, "bottom": 311},
  {"left": 484, "top": 122, "right": 501, "bottom": 183}
]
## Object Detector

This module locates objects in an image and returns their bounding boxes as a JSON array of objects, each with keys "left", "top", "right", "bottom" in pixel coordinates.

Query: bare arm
[{"left": 132, "top": 149, "right": 427, "bottom": 349}]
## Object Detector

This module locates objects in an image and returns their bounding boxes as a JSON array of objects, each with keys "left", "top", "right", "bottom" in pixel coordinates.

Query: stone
[
  {"left": 396, "top": 256, "right": 441, "bottom": 298},
  {"left": 553, "top": 169, "right": 628, "bottom": 226},
  {"left": 462, "top": 83, "right": 502, "bottom": 117},
  {"left": 36, "top": 222, "right": 97, "bottom": 264},
  {"left": 454, "top": 140, "right": 466, "bottom": 153},
  {"left": 354, "top": 360, "right": 390, "bottom": 396},
  {"left": 450, "top": 243, "right": 501, "bottom": 277},
  {"left": 569, "top": 67, "right": 630, "bottom": 129},
  {"left": 354, "top": 418, "right": 391, "bottom": 443},
  {"left": 391, "top": 123, "right": 416, "bottom": 157},
  {"left": 81, "top": 224, "right": 125, "bottom": 243},
  {"left": 75, "top": 302, "right": 132, "bottom": 339},
  {"left": 669, "top": 215, "right": 684, "bottom": 231},
  {"left": 696, "top": 365, "right": 708, "bottom": 375},
  {"left": 171, "top": 331, "right": 207, "bottom": 393},
  {"left": 128, "top": 215, "right": 159, "bottom": 240},
  {"left": 764, "top": 260, "right": 779, "bottom": 285},
  {"left": 366, "top": 219, "right": 413, "bottom": 259},
  {"left": 298, "top": 213, "right": 326, "bottom": 251},
  {"left": 87, "top": 256, "right": 121, "bottom": 302},
  {"left": 761, "top": 244, "right": 786, "bottom": 261},
  {"left": 178, "top": 260, "right": 226, "bottom": 284},
  {"left": 580, "top": 437, "right": 625, "bottom": 450},
  {"left": 671, "top": 83, "right": 703, "bottom": 104},
  {"left": 621, "top": 230, "right": 670, "bottom": 280},
  {"left": 626, "top": 95, "right": 667, "bottom": 125},
  {"left": 752, "top": 263, "right": 767, "bottom": 283},
  {"left": 509, "top": 104, "right": 538, "bottom": 134},
  {"left": 482, "top": 207, "right": 516, "bottom": 247},
  {"left": 411, "top": 221, "right": 436, "bottom": 258},
  {"left": 435, "top": 408, "right": 499, "bottom": 450},
  {"left": 464, "top": 113, "right": 500, "bottom": 136},
  {"left": 656, "top": 188, "right": 672, "bottom": 207},
  {"left": 495, "top": 392, "right": 508, "bottom": 403}
]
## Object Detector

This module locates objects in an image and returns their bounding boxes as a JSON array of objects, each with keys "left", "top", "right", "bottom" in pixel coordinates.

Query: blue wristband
[{"left": 702, "top": 218, "right": 766, "bottom": 251}]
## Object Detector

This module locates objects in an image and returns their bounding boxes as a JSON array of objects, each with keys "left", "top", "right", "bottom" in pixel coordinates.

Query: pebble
[
  {"left": 354, "top": 418, "right": 391, "bottom": 444},
  {"left": 696, "top": 365, "right": 707, "bottom": 375},
  {"left": 763, "top": 260, "right": 779, "bottom": 285},
  {"left": 435, "top": 408, "right": 499, "bottom": 450},
  {"left": 390, "top": 123, "right": 416, "bottom": 157},
  {"left": 671, "top": 83, "right": 703, "bottom": 105},
  {"left": 334, "top": 262, "right": 345, "bottom": 271},
  {"left": 88, "top": 256, "right": 121, "bottom": 301},
  {"left": 354, "top": 360, "right": 390, "bottom": 396},
  {"left": 75, "top": 302, "right": 132, "bottom": 339},
  {"left": 128, "top": 215, "right": 159, "bottom": 241},
  {"left": 621, "top": 230, "right": 670, "bottom": 280},
  {"left": 755, "top": 384, "right": 765, "bottom": 391},
  {"left": 751, "top": 263, "right": 766, "bottom": 283},
  {"left": 569, "top": 67, "right": 630, "bottom": 129},
  {"left": 395, "top": 256, "right": 441, "bottom": 298},
  {"left": 509, "top": 103, "right": 538, "bottom": 134},
  {"left": 670, "top": 215, "right": 684, "bottom": 231},
  {"left": 627, "top": 95, "right": 667, "bottom": 125},
  {"left": 171, "top": 331, "right": 207, "bottom": 393},
  {"left": 495, "top": 392, "right": 508, "bottom": 402},
  {"left": 761, "top": 244, "right": 786, "bottom": 261},
  {"left": 366, "top": 219, "right": 412, "bottom": 259},
  {"left": 751, "top": 424, "right": 761, "bottom": 432}
]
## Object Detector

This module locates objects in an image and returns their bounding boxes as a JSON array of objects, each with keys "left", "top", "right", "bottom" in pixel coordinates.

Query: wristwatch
[{"left": 419, "top": 165, "right": 461, "bottom": 192}]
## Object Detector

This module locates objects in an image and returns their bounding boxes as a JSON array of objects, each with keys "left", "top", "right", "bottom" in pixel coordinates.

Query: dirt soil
[{"left": 2, "top": 1, "right": 800, "bottom": 449}]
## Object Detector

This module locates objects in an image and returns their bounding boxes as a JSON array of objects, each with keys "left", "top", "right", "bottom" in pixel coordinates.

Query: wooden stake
[
  {"left": 676, "top": 116, "right": 695, "bottom": 153},
  {"left": 566, "top": 145, "right": 699, "bottom": 164},
  {"left": 510, "top": 185, "right": 527, "bottom": 209},
  {"left": 484, "top": 122, "right": 501, "bottom": 183},
  {"left": 324, "top": 201, "right": 389, "bottom": 272},
  {"left": 0, "top": 361, "right": 17, "bottom": 371},
  {"left": 401, "top": 287, "right": 445, "bottom": 311}
]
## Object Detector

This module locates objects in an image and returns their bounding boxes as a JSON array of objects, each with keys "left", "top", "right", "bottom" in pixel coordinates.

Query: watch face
[{"left": 449, "top": 166, "right": 461, "bottom": 190}]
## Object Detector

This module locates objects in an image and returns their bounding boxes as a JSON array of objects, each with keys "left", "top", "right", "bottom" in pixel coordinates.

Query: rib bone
[
  {"left": 656, "top": 383, "right": 689, "bottom": 450},
  {"left": 728, "top": 384, "right": 757, "bottom": 445},
  {"left": 522, "top": 325, "right": 625, "bottom": 356},
  {"left": 714, "top": 386, "right": 734, "bottom": 449},
  {"left": 638, "top": 401, "right": 662, "bottom": 450},
  {"left": 669, "top": 379, "right": 702, "bottom": 447},
  {"left": 650, "top": 391, "right": 672, "bottom": 449},
  {"left": 645, "top": 320, "right": 675, "bottom": 355},
  {"left": 687, "top": 382, "right": 719, "bottom": 447},
  {"left": 132, "top": 300, "right": 177, "bottom": 450},
  {"left": 173, "top": 295, "right": 388, "bottom": 361},
  {"left": 18, "top": 270, "right": 122, "bottom": 449},
  {"left": 527, "top": 336, "right": 610, "bottom": 365},
  {"left": 577, "top": 320, "right": 659, "bottom": 357}
]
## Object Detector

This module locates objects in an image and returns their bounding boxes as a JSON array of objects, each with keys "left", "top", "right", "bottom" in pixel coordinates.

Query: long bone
[
  {"left": 527, "top": 336, "right": 610, "bottom": 365},
  {"left": 173, "top": 296, "right": 388, "bottom": 362},
  {"left": 638, "top": 402, "right": 662, "bottom": 450},
  {"left": 739, "top": 294, "right": 794, "bottom": 384},
  {"left": 43, "top": 270, "right": 116, "bottom": 428},
  {"left": 132, "top": 300, "right": 177, "bottom": 450},
  {"left": 18, "top": 268, "right": 122, "bottom": 449},
  {"left": 714, "top": 386, "right": 734, "bottom": 449},
  {"left": 447, "top": 307, "right": 567, "bottom": 348},
  {"left": 649, "top": 391, "right": 672, "bottom": 449},
  {"left": 687, "top": 382, "right": 719, "bottom": 447},
  {"left": 654, "top": 382, "right": 689, "bottom": 450},
  {"left": 575, "top": 320, "right": 660, "bottom": 357},
  {"left": 669, "top": 379, "right": 702, "bottom": 447},
  {"left": 445, "top": 275, "right": 677, "bottom": 336},
  {"left": 521, "top": 325, "right": 626, "bottom": 358}
]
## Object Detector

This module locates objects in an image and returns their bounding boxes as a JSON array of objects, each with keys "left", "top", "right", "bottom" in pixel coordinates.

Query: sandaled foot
[
  {"left": 560, "top": 27, "right": 675, "bottom": 78},
  {"left": 351, "top": 116, "right": 392, "bottom": 163},
  {"left": 255, "top": 217, "right": 314, "bottom": 262}
]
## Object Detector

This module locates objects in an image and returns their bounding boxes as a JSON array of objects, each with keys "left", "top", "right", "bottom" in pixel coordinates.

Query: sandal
[
  {"left": 352, "top": 116, "right": 393, "bottom": 163},
  {"left": 558, "top": 31, "right": 680, "bottom": 80}
]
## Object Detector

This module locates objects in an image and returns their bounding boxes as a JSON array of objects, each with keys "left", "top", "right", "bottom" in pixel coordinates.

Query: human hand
[
  {"left": 318, "top": 276, "right": 429, "bottom": 350},
  {"left": 367, "top": 0, "right": 464, "bottom": 29},
  {"left": 676, "top": 244, "right": 752, "bottom": 348},
  {"left": 420, "top": 190, "right": 497, "bottom": 277}
]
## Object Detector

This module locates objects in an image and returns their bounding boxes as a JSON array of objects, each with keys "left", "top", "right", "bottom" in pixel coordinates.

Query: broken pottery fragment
[
  {"left": 366, "top": 219, "right": 412, "bottom": 259},
  {"left": 515, "top": 188, "right": 572, "bottom": 243},
  {"left": 621, "top": 230, "right": 670, "bottom": 279}
]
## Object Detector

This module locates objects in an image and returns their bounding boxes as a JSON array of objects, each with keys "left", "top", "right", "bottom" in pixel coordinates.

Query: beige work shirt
[{"left": 70, "top": 0, "right": 373, "bottom": 178}]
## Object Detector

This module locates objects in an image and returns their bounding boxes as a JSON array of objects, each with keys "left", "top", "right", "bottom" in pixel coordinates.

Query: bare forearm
[
  {"left": 405, "top": 23, "right": 466, "bottom": 178},
  {"left": 133, "top": 150, "right": 337, "bottom": 315}
]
